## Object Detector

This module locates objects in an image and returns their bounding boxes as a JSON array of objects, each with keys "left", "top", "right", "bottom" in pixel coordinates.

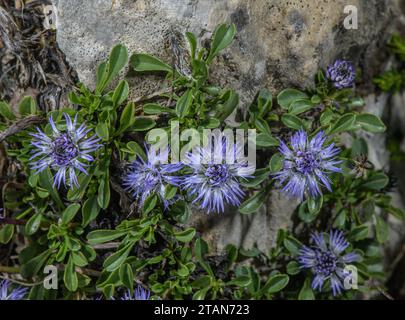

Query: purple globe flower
[
  {"left": 30, "top": 113, "right": 101, "bottom": 188},
  {"left": 298, "top": 230, "right": 361, "bottom": 296},
  {"left": 123, "top": 145, "right": 182, "bottom": 208},
  {"left": 182, "top": 141, "right": 253, "bottom": 213},
  {"left": 326, "top": 60, "right": 356, "bottom": 89},
  {"left": 121, "top": 286, "right": 151, "bottom": 300},
  {"left": 0, "top": 280, "right": 28, "bottom": 300},
  {"left": 273, "top": 130, "right": 342, "bottom": 200}
]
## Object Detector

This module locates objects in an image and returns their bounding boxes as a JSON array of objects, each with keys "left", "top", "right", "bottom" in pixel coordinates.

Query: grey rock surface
[
  {"left": 53, "top": 0, "right": 402, "bottom": 253},
  {"left": 54, "top": 0, "right": 394, "bottom": 106}
]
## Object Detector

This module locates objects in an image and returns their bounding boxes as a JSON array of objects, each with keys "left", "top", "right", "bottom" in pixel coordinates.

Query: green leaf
[
  {"left": 192, "top": 275, "right": 211, "bottom": 289},
  {"left": 227, "top": 276, "right": 251, "bottom": 287},
  {"left": 329, "top": 113, "right": 356, "bottom": 134},
  {"left": 283, "top": 236, "right": 302, "bottom": 256},
  {"left": 320, "top": 109, "right": 334, "bottom": 126},
  {"left": 385, "top": 206, "right": 405, "bottom": 220},
  {"left": 67, "top": 173, "right": 92, "bottom": 201},
  {"left": 96, "top": 122, "right": 109, "bottom": 141},
  {"left": 350, "top": 225, "right": 369, "bottom": 241},
  {"left": 125, "top": 141, "right": 147, "bottom": 160},
  {"left": 143, "top": 103, "right": 173, "bottom": 115},
  {"left": 71, "top": 251, "right": 88, "bottom": 267},
  {"left": 194, "top": 238, "right": 214, "bottom": 277},
  {"left": 174, "top": 228, "right": 196, "bottom": 243},
  {"left": 375, "top": 216, "right": 389, "bottom": 243},
  {"left": 21, "top": 249, "right": 52, "bottom": 278},
  {"left": 117, "top": 102, "right": 135, "bottom": 134},
  {"left": 96, "top": 62, "right": 109, "bottom": 93},
  {"left": 281, "top": 114, "right": 304, "bottom": 130},
  {"left": 82, "top": 196, "right": 101, "bottom": 227},
  {"left": 215, "top": 90, "right": 239, "bottom": 122},
  {"left": 191, "top": 59, "right": 208, "bottom": 81},
  {"left": 176, "top": 89, "right": 193, "bottom": 118},
  {"left": 112, "top": 80, "right": 129, "bottom": 106},
  {"left": 298, "top": 196, "right": 323, "bottom": 223},
  {"left": 25, "top": 213, "right": 42, "bottom": 235},
  {"left": 356, "top": 113, "right": 386, "bottom": 133},
  {"left": 87, "top": 230, "right": 127, "bottom": 245},
  {"left": 277, "top": 89, "right": 308, "bottom": 109},
  {"left": 286, "top": 261, "right": 300, "bottom": 275},
  {"left": 0, "top": 225, "right": 14, "bottom": 244},
  {"left": 185, "top": 32, "right": 197, "bottom": 59},
  {"left": 298, "top": 279, "right": 315, "bottom": 300},
  {"left": 142, "top": 194, "right": 158, "bottom": 215},
  {"left": 64, "top": 255, "right": 78, "bottom": 292},
  {"left": 207, "top": 23, "right": 236, "bottom": 64},
  {"left": 201, "top": 118, "right": 220, "bottom": 129},
  {"left": 240, "top": 167, "right": 270, "bottom": 188},
  {"left": 177, "top": 262, "right": 190, "bottom": 277},
  {"left": 289, "top": 99, "right": 314, "bottom": 115},
  {"left": 103, "top": 242, "right": 135, "bottom": 272},
  {"left": 132, "top": 117, "right": 156, "bottom": 131},
  {"left": 269, "top": 153, "right": 284, "bottom": 173},
  {"left": 38, "top": 168, "right": 64, "bottom": 209},
  {"left": 0, "top": 101, "right": 16, "bottom": 120},
  {"left": 130, "top": 53, "right": 172, "bottom": 73},
  {"left": 239, "top": 186, "right": 270, "bottom": 214},
  {"left": 256, "top": 133, "right": 280, "bottom": 147},
  {"left": 193, "top": 287, "right": 210, "bottom": 300},
  {"left": 262, "top": 274, "right": 289, "bottom": 294},
  {"left": 119, "top": 263, "right": 134, "bottom": 292},
  {"left": 61, "top": 203, "right": 81, "bottom": 225},
  {"left": 105, "top": 44, "right": 129, "bottom": 89},
  {"left": 362, "top": 172, "right": 389, "bottom": 190},
  {"left": 257, "top": 89, "right": 272, "bottom": 115},
  {"left": 18, "top": 96, "right": 37, "bottom": 115},
  {"left": 97, "top": 175, "right": 111, "bottom": 209}
]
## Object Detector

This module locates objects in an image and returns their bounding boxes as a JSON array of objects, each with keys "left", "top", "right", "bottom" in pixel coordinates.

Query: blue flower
[
  {"left": 182, "top": 141, "right": 253, "bottom": 213},
  {"left": 326, "top": 60, "right": 356, "bottom": 89},
  {"left": 123, "top": 145, "right": 182, "bottom": 208},
  {"left": 298, "top": 230, "right": 361, "bottom": 296},
  {"left": 30, "top": 113, "right": 101, "bottom": 188},
  {"left": 0, "top": 280, "right": 28, "bottom": 300},
  {"left": 273, "top": 130, "right": 342, "bottom": 200},
  {"left": 121, "top": 286, "right": 151, "bottom": 300}
]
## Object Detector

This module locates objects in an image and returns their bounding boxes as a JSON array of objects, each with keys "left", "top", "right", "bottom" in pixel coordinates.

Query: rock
[
  {"left": 53, "top": 0, "right": 400, "bottom": 253},
  {"left": 54, "top": 0, "right": 394, "bottom": 106},
  {"left": 188, "top": 190, "right": 300, "bottom": 253}
]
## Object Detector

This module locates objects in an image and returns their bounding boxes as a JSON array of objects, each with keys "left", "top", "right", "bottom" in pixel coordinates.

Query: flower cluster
[
  {"left": 273, "top": 130, "right": 342, "bottom": 200},
  {"left": 0, "top": 280, "right": 27, "bottom": 300},
  {"left": 298, "top": 230, "right": 360, "bottom": 296},
  {"left": 326, "top": 60, "right": 356, "bottom": 89},
  {"left": 123, "top": 146, "right": 182, "bottom": 208},
  {"left": 30, "top": 114, "right": 101, "bottom": 188},
  {"left": 121, "top": 286, "right": 151, "bottom": 300},
  {"left": 182, "top": 141, "right": 253, "bottom": 213}
]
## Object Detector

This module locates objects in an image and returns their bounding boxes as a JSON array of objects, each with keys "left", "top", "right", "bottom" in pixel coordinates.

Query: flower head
[
  {"left": 123, "top": 145, "right": 182, "bottom": 208},
  {"left": 0, "top": 280, "right": 28, "bottom": 300},
  {"left": 182, "top": 140, "right": 253, "bottom": 213},
  {"left": 326, "top": 60, "right": 356, "bottom": 89},
  {"left": 298, "top": 230, "right": 361, "bottom": 296},
  {"left": 121, "top": 286, "right": 150, "bottom": 300},
  {"left": 30, "top": 113, "right": 101, "bottom": 188},
  {"left": 273, "top": 130, "right": 342, "bottom": 200}
]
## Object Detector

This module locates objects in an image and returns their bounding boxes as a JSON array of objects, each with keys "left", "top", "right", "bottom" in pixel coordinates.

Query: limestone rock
[{"left": 54, "top": 0, "right": 394, "bottom": 106}]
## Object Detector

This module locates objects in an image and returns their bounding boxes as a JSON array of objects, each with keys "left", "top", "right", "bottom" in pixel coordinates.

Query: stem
[{"left": 0, "top": 265, "right": 20, "bottom": 273}]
